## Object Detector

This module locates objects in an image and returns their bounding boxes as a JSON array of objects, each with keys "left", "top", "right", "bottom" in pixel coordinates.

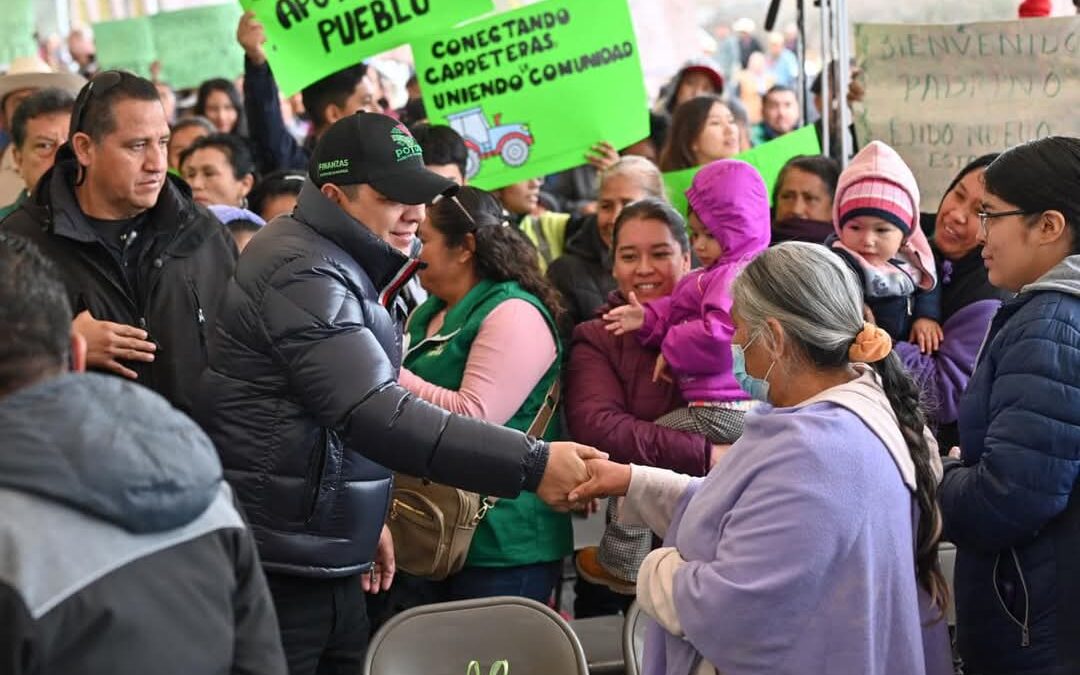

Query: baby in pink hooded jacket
[
  {"left": 829, "top": 141, "right": 941, "bottom": 351},
  {"left": 605, "top": 159, "right": 772, "bottom": 442}
]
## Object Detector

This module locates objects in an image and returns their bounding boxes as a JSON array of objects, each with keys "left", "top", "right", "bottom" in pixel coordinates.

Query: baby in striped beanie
[{"left": 830, "top": 141, "right": 941, "bottom": 352}]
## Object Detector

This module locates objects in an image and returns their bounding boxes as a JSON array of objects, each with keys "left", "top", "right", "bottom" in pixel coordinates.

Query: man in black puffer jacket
[
  {"left": 197, "top": 112, "right": 602, "bottom": 675},
  {"left": 1, "top": 71, "right": 235, "bottom": 415}
]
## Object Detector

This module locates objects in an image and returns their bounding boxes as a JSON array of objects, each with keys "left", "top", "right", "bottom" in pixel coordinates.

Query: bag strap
[
  {"left": 526, "top": 375, "right": 561, "bottom": 438},
  {"left": 480, "top": 376, "right": 561, "bottom": 513}
]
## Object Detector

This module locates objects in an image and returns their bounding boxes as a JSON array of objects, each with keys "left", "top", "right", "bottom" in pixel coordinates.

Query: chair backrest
[
  {"left": 363, "top": 596, "right": 590, "bottom": 675},
  {"left": 623, "top": 602, "right": 648, "bottom": 675}
]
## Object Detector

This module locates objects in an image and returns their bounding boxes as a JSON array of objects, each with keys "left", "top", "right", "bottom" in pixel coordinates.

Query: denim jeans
[
  {"left": 443, "top": 561, "right": 562, "bottom": 603},
  {"left": 366, "top": 561, "right": 563, "bottom": 635}
]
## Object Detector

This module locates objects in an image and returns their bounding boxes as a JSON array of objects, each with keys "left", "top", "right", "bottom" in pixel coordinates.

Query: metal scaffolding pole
[
  {"left": 818, "top": 0, "right": 831, "bottom": 161},
  {"left": 835, "top": 0, "right": 852, "bottom": 166}
]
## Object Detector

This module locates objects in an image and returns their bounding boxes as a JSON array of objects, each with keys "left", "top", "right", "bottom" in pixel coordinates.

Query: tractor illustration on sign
[{"left": 446, "top": 107, "right": 534, "bottom": 180}]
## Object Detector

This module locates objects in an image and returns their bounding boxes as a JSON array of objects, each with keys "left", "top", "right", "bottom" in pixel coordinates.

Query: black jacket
[
  {"left": 547, "top": 214, "right": 616, "bottom": 326},
  {"left": 244, "top": 57, "right": 311, "bottom": 174},
  {"left": 196, "top": 181, "right": 550, "bottom": 578},
  {"left": 0, "top": 159, "right": 236, "bottom": 415},
  {"left": 0, "top": 373, "right": 286, "bottom": 675}
]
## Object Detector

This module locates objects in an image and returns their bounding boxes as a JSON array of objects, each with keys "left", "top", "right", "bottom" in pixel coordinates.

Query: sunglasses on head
[
  {"left": 431, "top": 192, "right": 479, "bottom": 230},
  {"left": 69, "top": 70, "right": 127, "bottom": 139}
]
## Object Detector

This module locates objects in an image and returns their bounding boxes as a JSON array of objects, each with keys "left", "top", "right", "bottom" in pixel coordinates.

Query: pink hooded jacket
[
  {"left": 639, "top": 160, "right": 771, "bottom": 403},
  {"left": 831, "top": 141, "right": 937, "bottom": 292}
]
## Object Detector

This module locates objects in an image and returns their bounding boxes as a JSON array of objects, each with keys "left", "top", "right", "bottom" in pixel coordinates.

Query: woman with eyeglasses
[
  {"left": 394, "top": 187, "right": 572, "bottom": 603},
  {"left": 938, "top": 136, "right": 1080, "bottom": 675},
  {"left": 894, "top": 154, "right": 1011, "bottom": 451}
]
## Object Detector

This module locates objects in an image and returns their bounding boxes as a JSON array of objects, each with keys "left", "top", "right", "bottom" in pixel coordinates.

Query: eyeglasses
[
  {"left": 976, "top": 208, "right": 1031, "bottom": 233},
  {"left": 69, "top": 70, "right": 126, "bottom": 138}
]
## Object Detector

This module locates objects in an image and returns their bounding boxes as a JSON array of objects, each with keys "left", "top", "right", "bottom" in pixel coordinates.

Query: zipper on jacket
[
  {"left": 186, "top": 278, "right": 207, "bottom": 350},
  {"left": 993, "top": 548, "right": 1031, "bottom": 648}
]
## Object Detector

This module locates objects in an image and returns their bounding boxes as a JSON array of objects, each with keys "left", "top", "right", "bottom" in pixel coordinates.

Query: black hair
[
  {"left": 648, "top": 111, "right": 669, "bottom": 155},
  {"left": 194, "top": 78, "right": 245, "bottom": 135},
  {"left": 762, "top": 83, "right": 797, "bottom": 105},
  {"left": 178, "top": 133, "right": 256, "bottom": 181},
  {"left": 939, "top": 153, "right": 999, "bottom": 209},
  {"left": 72, "top": 70, "right": 161, "bottom": 142},
  {"left": 410, "top": 123, "right": 467, "bottom": 179},
  {"left": 611, "top": 197, "right": 691, "bottom": 254},
  {"left": 983, "top": 136, "right": 1080, "bottom": 255},
  {"left": 659, "top": 94, "right": 729, "bottom": 172},
  {"left": 399, "top": 97, "right": 427, "bottom": 128},
  {"left": 0, "top": 233, "right": 73, "bottom": 397},
  {"left": 774, "top": 155, "right": 841, "bottom": 203},
  {"left": 11, "top": 88, "right": 75, "bottom": 149},
  {"left": 248, "top": 169, "right": 304, "bottom": 220},
  {"left": 302, "top": 64, "right": 368, "bottom": 130},
  {"left": 428, "top": 186, "right": 566, "bottom": 327}
]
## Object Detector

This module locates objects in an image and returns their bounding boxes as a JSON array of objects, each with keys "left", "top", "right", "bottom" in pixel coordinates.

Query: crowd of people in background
[{"left": 0, "top": 4, "right": 1079, "bottom": 675}]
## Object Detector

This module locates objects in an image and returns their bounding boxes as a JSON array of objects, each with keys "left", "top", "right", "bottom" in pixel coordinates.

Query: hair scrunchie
[{"left": 848, "top": 322, "right": 892, "bottom": 363}]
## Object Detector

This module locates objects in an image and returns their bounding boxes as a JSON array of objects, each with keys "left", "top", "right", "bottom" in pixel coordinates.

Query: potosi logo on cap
[{"left": 391, "top": 125, "right": 423, "bottom": 162}]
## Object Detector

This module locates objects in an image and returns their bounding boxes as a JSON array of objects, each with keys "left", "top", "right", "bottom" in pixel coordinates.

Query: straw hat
[{"left": 0, "top": 56, "right": 86, "bottom": 104}]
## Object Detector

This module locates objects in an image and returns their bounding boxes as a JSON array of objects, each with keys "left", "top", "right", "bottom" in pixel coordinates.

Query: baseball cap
[{"left": 309, "top": 112, "right": 457, "bottom": 205}]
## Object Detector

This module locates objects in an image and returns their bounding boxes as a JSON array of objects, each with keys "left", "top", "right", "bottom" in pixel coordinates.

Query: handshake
[{"left": 535, "top": 442, "right": 633, "bottom": 510}]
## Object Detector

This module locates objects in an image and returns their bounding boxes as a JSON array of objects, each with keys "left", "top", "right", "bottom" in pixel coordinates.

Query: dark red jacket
[{"left": 565, "top": 292, "right": 711, "bottom": 476}]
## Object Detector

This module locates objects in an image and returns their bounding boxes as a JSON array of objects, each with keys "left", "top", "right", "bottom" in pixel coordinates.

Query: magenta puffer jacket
[{"left": 639, "top": 159, "right": 771, "bottom": 403}]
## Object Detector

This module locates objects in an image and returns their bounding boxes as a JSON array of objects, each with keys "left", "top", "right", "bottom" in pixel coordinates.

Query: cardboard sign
[
  {"left": 413, "top": 0, "right": 648, "bottom": 191},
  {"left": 92, "top": 18, "right": 156, "bottom": 79},
  {"left": 150, "top": 4, "right": 245, "bottom": 89},
  {"left": 92, "top": 5, "right": 244, "bottom": 89},
  {"left": 663, "top": 125, "right": 822, "bottom": 216},
  {"left": 0, "top": 0, "right": 36, "bottom": 66},
  {"left": 855, "top": 16, "right": 1080, "bottom": 212},
  {"left": 242, "top": 0, "right": 494, "bottom": 96}
]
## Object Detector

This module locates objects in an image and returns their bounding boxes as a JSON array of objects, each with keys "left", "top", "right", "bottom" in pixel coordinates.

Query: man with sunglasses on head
[
  {"left": 197, "top": 111, "right": 604, "bottom": 675},
  {"left": 1, "top": 70, "right": 236, "bottom": 415}
]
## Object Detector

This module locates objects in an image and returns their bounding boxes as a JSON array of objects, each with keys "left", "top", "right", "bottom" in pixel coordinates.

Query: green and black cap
[{"left": 309, "top": 111, "right": 457, "bottom": 205}]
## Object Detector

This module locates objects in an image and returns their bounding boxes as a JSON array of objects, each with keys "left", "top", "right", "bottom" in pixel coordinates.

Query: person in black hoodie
[
  {"left": 547, "top": 156, "right": 667, "bottom": 325},
  {"left": 197, "top": 112, "right": 603, "bottom": 675},
  {"left": 0, "top": 233, "right": 285, "bottom": 675},
  {"left": 1, "top": 71, "right": 236, "bottom": 416}
]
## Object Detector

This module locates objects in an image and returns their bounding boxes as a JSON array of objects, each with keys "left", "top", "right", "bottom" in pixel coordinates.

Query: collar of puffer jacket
[{"left": 292, "top": 180, "right": 416, "bottom": 295}]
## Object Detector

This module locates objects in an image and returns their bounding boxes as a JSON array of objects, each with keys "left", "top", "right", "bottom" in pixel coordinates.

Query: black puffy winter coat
[
  {"left": 197, "top": 182, "right": 549, "bottom": 578},
  {"left": 1, "top": 158, "right": 236, "bottom": 415}
]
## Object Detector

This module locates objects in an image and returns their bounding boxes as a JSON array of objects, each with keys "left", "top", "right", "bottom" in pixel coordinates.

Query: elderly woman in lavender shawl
[{"left": 570, "top": 242, "right": 953, "bottom": 675}]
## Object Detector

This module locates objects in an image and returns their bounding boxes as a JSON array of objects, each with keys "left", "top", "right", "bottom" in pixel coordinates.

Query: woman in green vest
[{"left": 398, "top": 186, "right": 572, "bottom": 602}]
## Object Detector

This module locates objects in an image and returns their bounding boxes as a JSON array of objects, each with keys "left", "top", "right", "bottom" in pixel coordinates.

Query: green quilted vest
[{"left": 404, "top": 279, "right": 572, "bottom": 567}]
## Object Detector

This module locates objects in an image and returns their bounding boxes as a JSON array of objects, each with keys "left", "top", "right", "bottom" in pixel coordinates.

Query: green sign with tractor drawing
[{"left": 413, "top": 0, "right": 647, "bottom": 190}]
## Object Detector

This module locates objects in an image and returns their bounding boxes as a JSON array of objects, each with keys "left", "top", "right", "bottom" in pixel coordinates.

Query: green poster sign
[
  {"left": 663, "top": 125, "right": 822, "bottom": 216},
  {"left": 149, "top": 4, "right": 245, "bottom": 89},
  {"left": 0, "top": 0, "right": 35, "bottom": 65},
  {"left": 92, "top": 17, "right": 156, "bottom": 79},
  {"left": 242, "top": 0, "right": 494, "bottom": 96},
  {"left": 413, "top": 0, "right": 647, "bottom": 191}
]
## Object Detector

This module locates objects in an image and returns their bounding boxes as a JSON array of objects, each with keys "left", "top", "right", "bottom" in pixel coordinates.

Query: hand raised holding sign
[{"left": 237, "top": 11, "right": 268, "bottom": 66}]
